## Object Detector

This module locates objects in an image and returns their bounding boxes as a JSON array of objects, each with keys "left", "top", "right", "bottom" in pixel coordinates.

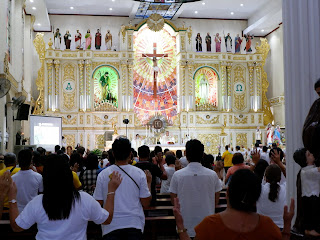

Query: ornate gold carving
[
  {"left": 197, "top": 134, "right": 219, "bottom": 154},
  {"left": 64, "top": 134, "right": 75, "bottom": 148},
  {"left": 259, "top": 115, "right": 262, "bottom": 124},
  {"left": 229, "top": 115, "right": 233, "bottom": 124},
  {"left": 78, "top": 60, "right": 85, "bottom": 96},
  {"left": 251, "top": 115, "right": 255, "bottom": 124},
  {"left": 63, "top": 63, "right": 75, "bottom": 80},
  {"left": 63, "top": 93, "right": 76, "bottom": 110},
  {"left": 94, "top": 115, "right": 117, "bottom": 125},
  {"left": 190, "top": 115, "right": 194, "bottom": 124},
  {"left": 236, "top": 133, "right": 247, "bottom": 148},
  {"left": 233, "top": 57, "right": 246, "bottom": 61},
  {"left": 173, "top": 114, "right": 181, "bottom": 126},
  {"left": 54, "top": 60, "right": 60, "bottom": 98},
  {"left": 85, "top": 60, "right": 92, "bottom": 111},
  {"left": 87, "top": 115, "right": 91, "bottom": 124},
  {"left": 234, "top": 116, "right": 248, "bottom": 124},
  {"left": 62, "top": 116, "right": 77, "bottom": 125},
  {"left": 181, "top": 35, "right": 186, "bottom": 51},
  {"left": 80, "top": 115, "right": 84, "bottom": 124},
  {"left": 48, "top": 38, "right": 53, "bottom": 50},
  {"left": 256, "top": 39, "right": 274, "bottom": 125},
  {"left": 80, "top": 133, "right": 84, "bottom": 146},
  {"left": 193, "top": 63, "right": 219, "bottom": 71},
  {"left": 183, "top": 115, "right": 187, "bottom": 124},
  {"left": 95, "top": 135, "right": 105, "bottom": 149},
  {"left": 92, "top": 62, "right": 120, "bottom": 71},
  {"left": 269, "top": 96, "right": 285, "bottom": 106},
  {"left": 187, "top": 26, "right": 192, "bottom": 44},
  {"left": 128, "top": 35, "right": 132, "bottom": 49},
  {"left": 226, "top": 63, "right": 232, "bottom": 97},
  {"left": 33, "top": 33, "right": 46, "bottom": 115},
  {"left": 95, "top": 102, "right": 118, "bottom": 111},
  {"left": 93, "top": 53, "right": 119, "bottom": 58},
  {"left": 62, "top": 53, "right": 77, "bottom": 58},
  {"left": 232, "top": 65, "right": 246, "bottom": 111},
  {"left": 87, "top": 134, "right": 90, "bottom": 149},
  {"left": 196, "top": 103, "right": 218, "bottom": 111},
  {"left": 147, "top": 13, "right": 165, "bottom": 32},
  {"left": 121, "top": 64, "right": 128, "bottom": 95},
  {"left": 248, "top": 63, "right": 254, "bottom": 96},
  {"left": 195, "top": 55, "right": 219, "bottom": 59}
]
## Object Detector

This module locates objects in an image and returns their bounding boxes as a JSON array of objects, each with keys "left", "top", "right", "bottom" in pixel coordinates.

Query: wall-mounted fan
[
  {"left": 11, "top": 96, "right": 26, "bottom": 110},
  {"left": 0, "top": 77, "right": 11, "bottom": 98}
]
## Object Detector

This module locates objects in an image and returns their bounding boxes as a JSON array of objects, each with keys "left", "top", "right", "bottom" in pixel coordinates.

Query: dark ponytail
[{"left": 265, "top": 165, "right": 281, "bottom": 202}]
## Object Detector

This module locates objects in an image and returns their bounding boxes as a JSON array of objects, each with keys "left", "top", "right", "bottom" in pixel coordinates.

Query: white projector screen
[{"left": 30, "top": 115, "right": 62, "bottom": 152}]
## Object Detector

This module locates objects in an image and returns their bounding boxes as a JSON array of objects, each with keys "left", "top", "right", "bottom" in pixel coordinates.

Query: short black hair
[
  {"left": 269, "top": 148, "right": 284, "bottom": 160},
  {"left": 154, "top": 146, "right": 162, "bottom": 155},
  {"left": 263, "top": 146, "right": 268, "bottom": 152},
  {"left": 201, "top": 154, "right": 214, "bottom": 170},
  {"left": 138, "top": 145, "right": 150, "bottom": 159},
  {"left": 254, "top": 159, "right": 269, "bottom": 183},
  {"left": 293, "top": 148, "right": 308, "bottom": 168},
  {"left": 4, "top": 153, "right": 16, "bottom": 166},
  {"left": 112, "top": 138, "right": 131, "bottom": 161},
  {"left": 272, "top": 143, "right": 277, "bottom": 149},
  {"left": 18, "top": 149, "right": 33, "bottom": 168},
  {"left": 54, "top": 145, "right": 61, "bottom": 152},
  {"left": 164, "top": 148, "right": 170, "bottom": 154},
  {"left": 176, "top": 150, "right": 182, "bottom": 159},
  {"left": 61, "top": 147, "right": 66, "bottom": 153},
  {"left": 232, "top": 153, "right": 244, "bottom": 165},
  {"left": 225, "top": 145, "right": 229, "bottom": 150},
  {"left": 228, "top": 169, "right": 261, "bottom": 212},
  {"left": 315, "top": 79, "right": 320, "bottom": 90},
  {"left": 37, "top": 147, "right": 46, "bottom": 156},
  {"left": 186, "top": 139, "right": 204, "bottom": 162},
  {"left": 255, "top": 143, "right": 259, "bottom": 148},
  {"left": 101, "top": 151, "right": 108, "bottom": 159},
  {"left": 165, "top": 154, "right": 176, "bottom": 165},
  {"left": 236, "top": 146, "right": 240, "bottom": 151},
  {"left": 107, "top": 149, "right": 115, "bottom": 165},
  {"left": 77, "top": 146, "right": 85, "bottom": 155},
  {"left": 86, "top": 153, "right": 99, "bottom": 170}
]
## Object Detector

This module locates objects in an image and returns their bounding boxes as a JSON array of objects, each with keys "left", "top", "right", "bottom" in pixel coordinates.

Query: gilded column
[
  {"left": 220, "top": 62, "right": 227, "bottom": 111},
  {"left": 187, "top": 62, "right": 194, "bottom": 111},
  {"left": 78, "top": 60, "right": 85, "bottom": 111},
  {"left": 248, "top": 62, "right": 255, "bottom": 111},
  {"left": 46, "top": 59, "right": 53, "bottom": 111},
  {"left": 85, "top": 60, "right": 92, "bottom": 111},
  {"left": 121, "top": 61, "right": 128, "bottom": 111},
  {"left": 226, "top": 62, "right": 232, "bottom": 111},
  {"left": 255, "top": 62, "right": 262, "bottom": 111},
  {"left": 127, "top": 61, "right": 134, "bottom": 111},
  {"left": 53, "top": 60, "right": 60, "bottom": 111},
  {"left": 180, "top": 62, "right": 186, "bottom": 111}
]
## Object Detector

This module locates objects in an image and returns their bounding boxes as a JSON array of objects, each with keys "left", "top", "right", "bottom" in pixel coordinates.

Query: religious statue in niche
[
  {"left": 75, "top": 30, "right": 82, "bottom": 49},
  {"left": 199, "top": 74, "right": 209, "bottom": 103},
  {"left": 95, "top": 29, "right": 102, "bottom": 50},
  {"left": 244, "top": 33, "right": 254, "bottom": 53},
  {"left": 224, "top": 33, "right": 232, "bottom": 52},
  {"left": 266, "top": 123, "right": 274, "bottom": 146},
  {"left": 235, "top": 34, "right": 242, "bottom": 53},
  {"left": 85, "top": 29, "right": 92, "bottom": 49},
  {"left": 215, "top": 33, "right": 221, "bottom": 52},
  {"left": 64, "top": 30, "right": 71, "bottom": 49},
  {"left": 54, "top": 28, "right": 61, "bottom": 49},
  {"left": 99, "top": 72, "right": 115, "bottom": 103},
  {"left": 105, "top": 30, "right": 112, "bottom": 50},
  {"left": 195, "top": 33, "right": 202, "bottom": 52},
  {"left": 205, "top": 33, "right": 211, "bottom": 52}
]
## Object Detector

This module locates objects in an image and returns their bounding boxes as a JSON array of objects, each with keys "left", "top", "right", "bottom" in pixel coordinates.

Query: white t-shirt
[
  {"left": 102, "top": 159, "right": 109, "bottom": 168},
  {"left": 301, "top": 165, "right": 320, "bottom": 197},
  {"left": 12, "top": 170, "right": 43, "bottom": 213},
  {"left": 15, "top": 192, "right": 109, "bottom": 240},
  {"left": 260, "top": 152, "right": 270, "bottom": 164},
  {"left": 160, "top": 166, "right": 175, "bottom": 193},
  {"left": 93, "top": 164, "right": 151, "bottom": 236},
  {"left": 257, "top": 182, "right": 286, "bottom": 228},
  {"left": 169, "top": 162, "right": 222, "bottom": 237},
  {"left": 179, "top": 156, "right": 189, "bottom": 168}
]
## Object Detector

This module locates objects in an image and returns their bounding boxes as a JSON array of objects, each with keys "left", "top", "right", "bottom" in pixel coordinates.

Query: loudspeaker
[
  {"left": 16, "top": 104, "right": 30, "bottom": 121},
  {"left": 123, "top": 119, "right": 129, "bottom": 124}
]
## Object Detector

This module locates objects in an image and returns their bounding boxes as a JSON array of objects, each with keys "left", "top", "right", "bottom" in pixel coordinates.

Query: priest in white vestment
[
  {"left": 131, "top": 134, "right": 143, "bottom": 150},
  {"left": 160, "top": 131, "right": 175, "bottom": 145}
]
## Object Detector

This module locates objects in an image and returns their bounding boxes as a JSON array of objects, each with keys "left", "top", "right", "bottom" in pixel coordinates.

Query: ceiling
[{"left": 26, "top": 0, "right": 282, "bottom": 35}]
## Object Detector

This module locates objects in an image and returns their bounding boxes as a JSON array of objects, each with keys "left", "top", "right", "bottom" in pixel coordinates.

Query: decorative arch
[
  {"left": 133, "top": 19, "right": 180, "bottom": 33},
  {"left": 92, "top": 65, "right": 119, "bottom": 111},
  {"left": 193, "top": 66, "right": 219, "bottom": 109}
]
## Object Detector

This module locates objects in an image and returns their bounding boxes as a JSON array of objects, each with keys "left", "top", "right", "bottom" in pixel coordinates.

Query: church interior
[{"left": 0, "top": 0, "right": 319, "bottom": 239}]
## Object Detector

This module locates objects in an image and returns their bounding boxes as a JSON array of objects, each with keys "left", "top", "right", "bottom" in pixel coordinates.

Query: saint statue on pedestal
[
  {"left": 195, "top": 33, "right": 202, "bottom": 52},
  {"left": 235, "top": 34, "right": 242, "bottom": 53},
  {"left": 244, "top": 34, "right": 254, "bottom": 53},
  {"left": 95, "top": 29, "right": 102, "bottom": 50},
  {"left": 199, "top": 74, "right": 209, "bottom": 103},
  {"left": 100, "top": 72, "right": 112, "bottom": 101},
  {"left": 85, "top": 30, "right": 92, "bottom": 49},
  {"left": 273, "top": 125, "right": 282, "bottom": 145},
  {"left": 266, "top": 123, "right": 274, "bottom": 146},
  {"left": 255, "top": 126, "right": 262, "bottom": 145},
  {"left": 54, "top": 28, "right": 61, "bottom": 49},
  {"left": 75, "top": 30, "right": 82, "bottom": 49},
  {"left": 215, "top": 33, "right": 221, "bottom": 52},
  {"left": 224, "top": 33, "right": 232, "bottom": 52},
  {"left": 64, "top": 30, "right": 71, "bottom": 49},
  {"left": 205, "top": 33, "right": 211, "bottom": 52},
  {"left": 105, "top": 30, "right": 112, "bottom": 50}
]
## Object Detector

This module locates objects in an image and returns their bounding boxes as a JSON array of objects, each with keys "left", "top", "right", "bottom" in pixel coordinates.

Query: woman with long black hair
[{"left": 8, "top": 154, "right": 122, "bottom": 239}]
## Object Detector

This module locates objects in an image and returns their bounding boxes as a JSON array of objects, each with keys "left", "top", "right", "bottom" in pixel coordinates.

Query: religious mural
[
  {"left": 93, "top": 65, "right": 118, "bottom": 110},
  {"left": 194, "top": 67, "right": 218, "bottom": 108},
  {"left": 133, "top": 23, "right": 178, "bottom": 124}
]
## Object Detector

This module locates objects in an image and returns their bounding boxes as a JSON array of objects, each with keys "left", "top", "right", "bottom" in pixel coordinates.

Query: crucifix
[{"left": 142, "top": 43, "right": 168, "bottom": 98}]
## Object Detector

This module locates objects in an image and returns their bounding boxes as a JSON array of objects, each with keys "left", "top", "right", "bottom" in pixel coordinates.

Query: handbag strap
[{"left": 115, "top": 165, "right": 140, "bottom": 190}]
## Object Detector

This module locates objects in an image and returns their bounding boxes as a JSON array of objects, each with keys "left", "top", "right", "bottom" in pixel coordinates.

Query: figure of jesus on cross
[{"left": 142, "top": 43, "right": 168, "bottom": 98}]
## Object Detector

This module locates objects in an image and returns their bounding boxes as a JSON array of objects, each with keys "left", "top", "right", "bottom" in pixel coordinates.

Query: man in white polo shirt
[
  {"left": 94, "top": 138, "right": 152, "bottom": 239},
  {"left": 170, "top": 139, "right": 222, "bottom": 238},
  {"left": 12, "top": 149, "right": 43, "bottom": 213}
]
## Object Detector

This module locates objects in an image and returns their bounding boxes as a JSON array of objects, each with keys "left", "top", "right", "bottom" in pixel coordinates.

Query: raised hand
[
  {"left": 251, "top": 149, "right": 260, "bottom": 165},
  {"left": 108, "top": 171, "right": 122, "bottom": 192},
  {"left": 271, "top": 149, "right": 281, "bottom": 164}
]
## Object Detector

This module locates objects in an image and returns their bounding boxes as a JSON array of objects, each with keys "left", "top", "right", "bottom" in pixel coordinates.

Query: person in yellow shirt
[
  {"left": 222, "top": 145, "right": 233, "bottom": 174},
  {"left": 0, "top": 153, "right": 20, "bottom": 208},
  {"left": 72, "top": 171, "right": 82, "bottom": 190}
]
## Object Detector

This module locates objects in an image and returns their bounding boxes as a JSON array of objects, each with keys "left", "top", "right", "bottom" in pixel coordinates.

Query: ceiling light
[
  {"left": 109, "top": 7, "right": 113, "bottom": 10},
  {"left": 231, "top": 12, "right": 234, "bottom": 15},
  {"left": 30, "top": 0, "right": 34, "bottom": 2},
  {"left": 240, "top": 3, "right": 244, "bottom": 7},
  {"left": 261, "top": 29, "right": 265, "bottom": 32},
  {"left": 202, "top": 2, "right": 205, "bottom": 5},
  {"left": 112, "top": 0, "right": 115, "bottom": 1},
  {"left": 70, "top": 7, "right": 74, "bottom": 9},
  {"left": 32, "top": 7, "right": 36, "bottom": 10},
  {"left": 195, "top": 11, "right": 198, "bottom": 14},
  {"left": 37, "top": 23, "right": 41, "bottom": 26}
]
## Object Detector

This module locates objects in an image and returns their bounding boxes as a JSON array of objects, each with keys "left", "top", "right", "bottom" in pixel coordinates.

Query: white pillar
[{"left": 283, "top": 0, "right": 320, "bottom": 206}]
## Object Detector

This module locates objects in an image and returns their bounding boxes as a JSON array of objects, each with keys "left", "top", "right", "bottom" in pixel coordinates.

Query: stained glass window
[{"left": 133, "top": 23, "right": 177, "bottom": 124}]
